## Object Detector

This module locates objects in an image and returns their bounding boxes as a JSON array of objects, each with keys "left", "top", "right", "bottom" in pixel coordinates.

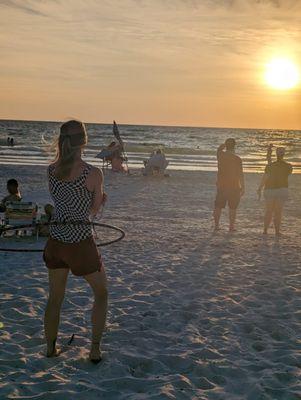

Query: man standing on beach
[{"left": 213, "top": 138, "right": 244, "bottom": 232}]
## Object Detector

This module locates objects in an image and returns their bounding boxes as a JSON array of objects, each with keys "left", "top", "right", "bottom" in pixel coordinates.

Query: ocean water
[{"left": 0, "top": 119, "right": 301, "bottom": 172}]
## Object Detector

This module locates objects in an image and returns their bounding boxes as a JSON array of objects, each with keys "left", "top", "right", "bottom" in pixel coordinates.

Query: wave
[{"left": 1, "top": 120, "right": 301, "bottom": 172}]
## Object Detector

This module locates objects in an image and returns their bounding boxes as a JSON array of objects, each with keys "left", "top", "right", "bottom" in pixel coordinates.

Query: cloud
[
  {"left": 0, "top": 0, "right": 50, "bottom": 17},
  {"left": 178, "top": 0, "right": 300, "bottom": 9},
  {"left": 0, "top": 0, "right": 300, "bottom": 127}
]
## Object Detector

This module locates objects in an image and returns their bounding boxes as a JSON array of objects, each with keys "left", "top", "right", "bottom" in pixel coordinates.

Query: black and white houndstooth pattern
[{"left": 48, "top": 164, "right": 93, "bottom": 243}]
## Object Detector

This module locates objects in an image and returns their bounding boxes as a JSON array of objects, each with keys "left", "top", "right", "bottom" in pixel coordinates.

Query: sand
[{"left": 0, "top": 165, "right": 301, "bottom": 400}]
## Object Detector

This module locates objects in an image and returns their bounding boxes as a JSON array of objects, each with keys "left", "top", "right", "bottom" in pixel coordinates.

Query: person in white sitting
[{"left": 143, "top": 149, "right": 169, "bottom": 176}]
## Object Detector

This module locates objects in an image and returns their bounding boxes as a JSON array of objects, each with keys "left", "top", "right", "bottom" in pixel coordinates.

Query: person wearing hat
[
  {"left": 257, "top": 145, "right": 292, "bottom": 236},
  {"left": 213, "top": 138, "right": 245, "bottom": 232}
]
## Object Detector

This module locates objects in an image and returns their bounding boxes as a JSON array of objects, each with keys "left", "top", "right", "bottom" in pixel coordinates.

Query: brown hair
[
  {"left": 54, "top": 120, "right": 87, "bottom": 180},
  {"left": 225, "top": 138, "right": 236, "bottom": 151},
  {"left": 7, "top": 179, "right": 19, "bottom": 195},
  {"left": 276, "top": 147, "right": 285, "bottom": 161}
]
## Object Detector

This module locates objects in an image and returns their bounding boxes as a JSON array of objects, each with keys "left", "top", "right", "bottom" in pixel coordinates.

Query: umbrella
[
  {"left": 113, "top": 120, "right": 124, "bottom": 147},
  {"left": 113, "top": 121, "right": 129, "bottom": 172}
]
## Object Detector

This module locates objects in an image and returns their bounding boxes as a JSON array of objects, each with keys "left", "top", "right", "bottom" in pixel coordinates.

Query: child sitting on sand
[{"left": 0, "top": 179, "right": 22, "bottom": 212}]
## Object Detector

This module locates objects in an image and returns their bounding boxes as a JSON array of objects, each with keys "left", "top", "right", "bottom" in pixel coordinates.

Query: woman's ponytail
[{"left": 54, "top": 120, "right": 87, "bottom": 180}]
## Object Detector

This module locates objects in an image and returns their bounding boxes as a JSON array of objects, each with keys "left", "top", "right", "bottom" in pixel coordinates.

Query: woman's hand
[
  {"left": 257, "top": 187, "right": 262, "bottom": 200},
  {"left": 102, "top": 192, "right": 108, "bottom": 205}
]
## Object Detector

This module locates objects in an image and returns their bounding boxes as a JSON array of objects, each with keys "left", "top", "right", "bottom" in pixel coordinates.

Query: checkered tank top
[{"left": 48, "top": 164, "right": 93, "bottom": 243}]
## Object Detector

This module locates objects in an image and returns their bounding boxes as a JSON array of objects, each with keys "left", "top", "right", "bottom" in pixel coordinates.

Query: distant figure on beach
[
  {"left": 257, "top": 146, "right": 292, "bottom": 236},
  {"left": 10, "top": 138, "right": 14, "bottom": 146},
  {"left": 43, "top": 120, "right": 107, "bottom": 363},
  {"left": 0, "top": 179, "right": 22, "bottom": 212},
  {"left": 7, "top": 137, "right": 10, "bottom": 146},
  {"left": 213, "top": 139, "right": 244, "bottom": 232},
  {"left": 143, "top": 149, "right": 169, "bottom": 176}
]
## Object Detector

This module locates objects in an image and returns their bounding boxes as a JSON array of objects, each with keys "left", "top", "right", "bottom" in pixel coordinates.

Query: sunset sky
[{"left": 1, "top": 0, "right": 301, "bottom": 129}]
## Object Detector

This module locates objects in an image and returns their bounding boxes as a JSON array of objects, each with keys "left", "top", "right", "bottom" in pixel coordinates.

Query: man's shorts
[
  {"left": 215, "top": 188, "right": 241, "bottom": 210},
  {"left": 43, "top": 236, "right": 103, "bottom": 277}
]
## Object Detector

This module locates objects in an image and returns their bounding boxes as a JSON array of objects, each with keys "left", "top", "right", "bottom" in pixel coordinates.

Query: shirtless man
[{"left": 213, "top": 139, "right": 244, "bottom": 232}]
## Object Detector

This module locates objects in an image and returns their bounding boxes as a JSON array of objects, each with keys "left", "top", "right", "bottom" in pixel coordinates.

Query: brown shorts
[
  {"left": 43, "top": 236, "right": 103, "bottom": 277},
  {"left": 215, "top": 188, "right": 241, "bottom": 210}
]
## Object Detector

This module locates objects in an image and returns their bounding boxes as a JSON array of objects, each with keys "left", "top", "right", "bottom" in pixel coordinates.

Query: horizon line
[{"left": 0, "top": 117, "right": 299, "bottom": 132}]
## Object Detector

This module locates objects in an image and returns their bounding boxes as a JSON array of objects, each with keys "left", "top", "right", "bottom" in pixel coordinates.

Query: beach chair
[{"left": 4, "top": 202, "right": 37, "bottom": 235}]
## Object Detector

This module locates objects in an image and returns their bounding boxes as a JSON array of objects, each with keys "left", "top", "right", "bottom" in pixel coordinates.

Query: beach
[{"left": 0, "top": 164, "right": 300, "bottom": 399}]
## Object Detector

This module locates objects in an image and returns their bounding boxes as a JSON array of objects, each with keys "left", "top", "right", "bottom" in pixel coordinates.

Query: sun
[{"left": 265, "top": 58, "right": 300, "bottom": 90}]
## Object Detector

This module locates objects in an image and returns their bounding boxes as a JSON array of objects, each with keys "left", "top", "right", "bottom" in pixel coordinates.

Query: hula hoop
[{"left": 0, "top": 222, "right": 125, "bottom": 253}]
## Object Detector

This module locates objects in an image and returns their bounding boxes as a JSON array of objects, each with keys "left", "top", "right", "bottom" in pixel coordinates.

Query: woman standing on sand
[
  {"left": 257, "top": 146, "right": 292, "bottom": 236},
  {"left": 43, "top": 120, "right": 107, "bottom": 363}
]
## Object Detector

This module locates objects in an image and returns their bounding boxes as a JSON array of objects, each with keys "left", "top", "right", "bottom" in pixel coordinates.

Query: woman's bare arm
[
  {"left": 86, "top": 167, "right": 106, "bottom": 218},
  {"left": 267, "top": 144, "right": 273, "bottom": 165},
  {"left": 257, "top": 173, "right": 268, "bottom": 199}
]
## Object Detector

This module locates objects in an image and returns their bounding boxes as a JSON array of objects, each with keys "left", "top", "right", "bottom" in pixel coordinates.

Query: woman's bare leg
[
  {"left": 229, "top": 208, "right": 237, "bottom": 231},
  {"left": 84, "top": 267, "right": 108, "bottom": 362},
  {"left": 274, "top": 200, "right": 284, "bottom": 236},
  {"left": 213, "top": 208, "right": 222, "bottom": 230},
  {"left": 264, "top": 200, "right": 275, "bottom": 234},
  {"left": 44, "top": 268, "right": 69, "bottom": 356}
]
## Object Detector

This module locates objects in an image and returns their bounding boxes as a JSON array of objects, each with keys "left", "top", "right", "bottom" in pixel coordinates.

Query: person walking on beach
[
  {"left": 257, "top": 146, "right": 292, "bottom": 236},
  {"left": 43, "top": 120, "right": 107, "bottom": 363},
  {"left": 213, "top": 138, "right": 244, "bottom": 232}
]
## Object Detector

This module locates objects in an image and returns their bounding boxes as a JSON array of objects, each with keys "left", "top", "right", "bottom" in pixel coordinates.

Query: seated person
[
  {"left": 0, "top": 179, "right": 22, "bottom": 212},
  {"left": 106, "top": 141, "right": 128, "bottom": 173},
  {"left": 44, "top": 204, "right": 54, "bottom": 221},
  {"left": 143, "top": 149, "right": 169, "bottom": 176}
]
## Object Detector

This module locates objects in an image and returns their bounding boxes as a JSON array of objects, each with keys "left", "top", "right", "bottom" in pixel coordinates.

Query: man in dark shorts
[{"left": 213, "top": 138, "right": 244, "bottom": 232}]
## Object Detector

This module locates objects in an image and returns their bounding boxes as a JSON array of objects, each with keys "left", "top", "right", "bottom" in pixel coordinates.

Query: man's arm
[
  {"left": 239, "top": 160, "right": 245, "bottom": 196},
  {"left": 267, "top": 144, "right": 273, "bottom": 165},
  {"left": 257, "top": 173, "right": 268, "bottom": 200},
  {"left": 217, "top": 143, "right": 226, "bottom": 159}
]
